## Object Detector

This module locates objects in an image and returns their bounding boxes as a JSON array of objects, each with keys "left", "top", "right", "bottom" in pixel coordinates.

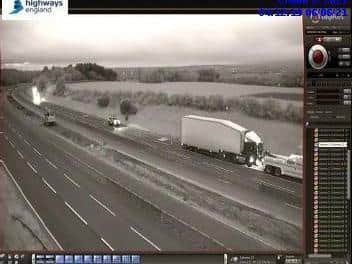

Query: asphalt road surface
[
  {"left": 1, "top": 91, "right": 281, "bottom": 251},
  {"left": 16, "top": 87, "right": 303, "bottom": 227}
]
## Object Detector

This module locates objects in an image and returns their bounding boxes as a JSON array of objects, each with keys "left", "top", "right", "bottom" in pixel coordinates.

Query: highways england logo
[
  {"left": 10, "top": 0, "right": 24, "bottom": 14},
  {"left": 2, "top": 0, "right": 68, "bottom": 19}
]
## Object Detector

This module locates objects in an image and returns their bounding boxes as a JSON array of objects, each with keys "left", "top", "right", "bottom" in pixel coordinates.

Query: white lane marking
[
  {"left": 142, "top": 141, "right": 153, "bottom": 148},
  {"left": 18, "top": 103, "right": 227, "bottom": 248},
  {"left": 17, "top": 150, "right": 24, "bottom": 159},
  {"left": 42, "top": 178, "right": 57, "bottom": 194},
  {"left": 0, "top": 131, "right": 4, "bottom": 134},
  {"left": 33, "top": 147, "right": 42, "bottom": 156},
  {"left": 130, "top": 226, "right": 161, "bottom": 251},
  {"left": 216, "top": 167, "right": 234, "bottom": 174},
  {"left": 63, "top": 150, "right": 104, "bottom": 176},
  {"left": 174, "top": 153, "right": 191, "bottom": 160},
  {"left": 100, "top": 237, "right": 114, "bottom": 251},
  {"left": 285, "top": 203, "right": 302, "bottom": 210},
  {"left": 0, "top": 160, "right": 64, "bottom": 250},
  {"left": 9, "top": 140, "right": 15, "bottom": 149},
  {"left": 202, "top": 162, "right": 234, "bottom": 174},
  {"left": 217, "top": 178, "right": 232, "bottom": 185},
  {"left": 45, "top": 158, "right": 58, "bottom": 169},
  {"left": 89, "top": 194, "right": 116, "bottom": 217},
  {"left": 210, "top": 164, "right": 234, "bottom": 173},
  {"left": 24, "top": 139, "right": 30, "bottom": 146},
  {"left": 63, "top": 173, "right": 80, "bottom": 188},
  {"left": 106, "top": 174, "right": 227, "bottom": 249},
  {"left": 64, "top": 201, "right": 88, "bottom": 226},
  {"left": 257, "top": 180, "right": 295, "bottom": 194},
  {"left": 26, "top": 161, "right": 38, "bottom": 174},
  {"left": 153, "top": 140, "right": 169, "bottom": 146}
]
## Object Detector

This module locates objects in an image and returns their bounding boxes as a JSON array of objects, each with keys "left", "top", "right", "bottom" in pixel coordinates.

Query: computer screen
[{"left": 0, "top": 5, "right": 351, "bottom": 264}]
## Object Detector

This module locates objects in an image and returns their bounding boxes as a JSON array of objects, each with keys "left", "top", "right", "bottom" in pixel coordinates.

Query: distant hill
[
  {"left": 114, "top": 62, "right": 303, "bottom": 87},
  {"left": 1, "top": 61, "right": 303, "bottom": 88}
]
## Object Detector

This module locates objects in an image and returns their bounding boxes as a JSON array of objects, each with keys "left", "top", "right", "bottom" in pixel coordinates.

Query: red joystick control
[{"left": 312, "top": 50, "right": 324, "bottom": 64}]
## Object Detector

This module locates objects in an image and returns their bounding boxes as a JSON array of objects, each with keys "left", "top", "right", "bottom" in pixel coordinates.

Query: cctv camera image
[{"left": 0, "top": 15, "right": 303, "bottom": 251}]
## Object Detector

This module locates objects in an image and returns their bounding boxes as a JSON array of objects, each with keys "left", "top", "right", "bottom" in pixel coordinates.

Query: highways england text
[{"left": 24, "top": 0, "right": 63, "bottom": 14}]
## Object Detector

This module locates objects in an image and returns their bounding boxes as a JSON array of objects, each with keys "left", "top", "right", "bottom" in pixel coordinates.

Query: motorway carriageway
[{"left": 1, "top": 94, "right": 274, "bottom": 251}]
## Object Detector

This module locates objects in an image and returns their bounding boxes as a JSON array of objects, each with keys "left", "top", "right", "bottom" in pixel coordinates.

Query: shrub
[
  {"left": 194, "top": 96, "right": 207, "bottom": 110},
  {"left": 198, "top": 69, "right": 220, "bottom": 82},
  {"left": 261, "top": 98, "right": 281, "bottom": 120},
  {"left": 284, "top": 103, "right": 302, "bottom": 123},
  {"left": 36, "top": 75, "right": 49, "bottom": 92},
  {"left": 53, "top": 76, "right": 66, "bottom": 96},
  {"left": 208, "top": 95, "right": 225, "bottom": 111},
  {"left": 97, "top": 95, "right": 110, "bottom": 108},
  {"left": 120, "top": 99, "right": 138, "bottom": 120},
  {"left": 167, "top": 94, "right": 178, "bottom": 106}
]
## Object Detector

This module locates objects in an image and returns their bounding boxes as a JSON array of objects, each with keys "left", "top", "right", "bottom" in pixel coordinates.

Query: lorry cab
[{"left": 243, "top": 130, "right": 264, "bottom": 164}]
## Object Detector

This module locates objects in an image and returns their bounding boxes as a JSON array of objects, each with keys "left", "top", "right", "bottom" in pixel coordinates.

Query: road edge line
[{"left": 0, "top": 160, "right": 64, "bottom": 250}]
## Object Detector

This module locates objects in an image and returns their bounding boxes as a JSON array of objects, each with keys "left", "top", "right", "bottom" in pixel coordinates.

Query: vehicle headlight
[{"left": 249, "top": 156, "right": 255, "bottom": 163}]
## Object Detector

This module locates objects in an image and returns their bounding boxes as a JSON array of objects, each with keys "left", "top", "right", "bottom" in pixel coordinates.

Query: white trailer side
[{"left": 181, "top": 115, "right": 247, "bottom": 154}]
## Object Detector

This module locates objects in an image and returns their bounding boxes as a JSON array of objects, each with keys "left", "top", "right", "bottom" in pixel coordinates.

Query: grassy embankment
[{"left": 65, "top": 89, "right": 302, "bottom": 124}]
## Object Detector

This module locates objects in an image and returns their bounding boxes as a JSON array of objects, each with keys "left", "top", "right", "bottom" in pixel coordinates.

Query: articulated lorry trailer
[{"left": 181, "top": 115, "right": 264, "bottom": 166}]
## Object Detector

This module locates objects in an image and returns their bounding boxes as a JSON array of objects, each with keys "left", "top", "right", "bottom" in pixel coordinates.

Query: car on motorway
[
  {"left": 107, "top": 116, "right": 121, "bottom": 127},
  {"left": 43, "top": 109, "right": 56, "bottom": 126},
  {"left": 263, "top": 153, "right": 303, "bottom": 179}
]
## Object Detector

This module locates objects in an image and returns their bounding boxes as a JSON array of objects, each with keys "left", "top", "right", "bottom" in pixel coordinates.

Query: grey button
[
  {"left": 323, "top": 36, "right": 342, "bottom": 42},
  {"left": 338, "top": 61, "right": 351, "bottom": 66},
  {"left": 338, "top": 47, "right": 350, "bottom": 53},
  {"left": 338, "top": 54, "right": 351, "bottom": 59}
]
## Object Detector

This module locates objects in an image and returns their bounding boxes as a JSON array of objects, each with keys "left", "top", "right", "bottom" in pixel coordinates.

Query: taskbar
[{"left": 0, "top": 252, "right": 351, "bottom": 264}]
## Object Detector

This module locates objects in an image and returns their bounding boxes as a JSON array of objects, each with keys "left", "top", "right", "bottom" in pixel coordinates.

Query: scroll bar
[{"left": 347, "top": 150, "right": 351, "bottom": 200}]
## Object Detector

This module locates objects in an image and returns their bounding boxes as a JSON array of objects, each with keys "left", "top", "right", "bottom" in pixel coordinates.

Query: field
[
  {"left": 46, "top": 80, "right": 303, "bottom": 155},
  {"left": 68, "top": 81, "right": 302, "bottom": 98}
]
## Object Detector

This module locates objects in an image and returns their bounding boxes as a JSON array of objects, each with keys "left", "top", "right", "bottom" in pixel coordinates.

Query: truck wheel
[
  {"left": 274, "top": 167, "right": 282, "bottom": 176},
  {"left": 264, "top": 165, "right": 272, "bottom": 174},
  {"left": 247, "top": 155, "right": 255, "bottom": 167},
  {"left": 233, "top": 155, "right": 239, "bottom": 164}
]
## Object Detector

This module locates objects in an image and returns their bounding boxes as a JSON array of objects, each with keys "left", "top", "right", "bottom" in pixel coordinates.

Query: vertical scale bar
[{"left": 347, "top": 150, "right": 350, "bottom": 200}]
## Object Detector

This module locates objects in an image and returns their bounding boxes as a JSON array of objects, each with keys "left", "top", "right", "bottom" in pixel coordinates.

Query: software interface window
[{"left": 0, "top": 9, "right": 351, "bottom": 264}]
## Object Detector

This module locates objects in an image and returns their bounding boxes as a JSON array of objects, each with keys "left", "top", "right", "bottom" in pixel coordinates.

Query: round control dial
[{"left": 308, "top": 44, "right": 328, "bottom": 70}]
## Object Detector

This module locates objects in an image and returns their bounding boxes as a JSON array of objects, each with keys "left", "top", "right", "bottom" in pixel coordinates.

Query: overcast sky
[{"left": 1, "top": 15, "right": 303, "bottom": 69}]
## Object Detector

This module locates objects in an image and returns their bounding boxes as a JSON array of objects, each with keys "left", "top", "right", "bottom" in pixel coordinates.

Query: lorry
[
  {"left": 43, "top": 109, "right": 56, "bottom": 126},
  {"left": 181, "top": 115, "right": 264, "bottom": 166},
  {"left": 263, "top": 153, "right": 303, "bottom": 179}
]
